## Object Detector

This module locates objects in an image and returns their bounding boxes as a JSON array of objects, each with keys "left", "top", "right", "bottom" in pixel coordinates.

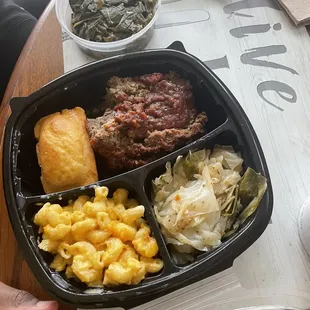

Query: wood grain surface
[
  {"left": 0, "top": 0, "right": 309, "bottom": 309},
  {"left": 0, "top": 1, "right": 71, "bottom": 309}
]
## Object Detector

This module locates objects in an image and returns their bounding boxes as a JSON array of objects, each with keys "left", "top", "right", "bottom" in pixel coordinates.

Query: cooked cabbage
[{"left": 152, "top": 146, "right": 267, "bottom": 259}]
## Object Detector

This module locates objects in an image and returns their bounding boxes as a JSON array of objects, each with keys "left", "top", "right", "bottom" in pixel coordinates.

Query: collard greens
[{"left": 69, "top": 0, "right": 157, "bottom": 42}]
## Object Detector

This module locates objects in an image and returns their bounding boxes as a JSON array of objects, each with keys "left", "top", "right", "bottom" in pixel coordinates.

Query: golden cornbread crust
[{"left": 34, "top": 107, "right": 98, "bottom": 193}]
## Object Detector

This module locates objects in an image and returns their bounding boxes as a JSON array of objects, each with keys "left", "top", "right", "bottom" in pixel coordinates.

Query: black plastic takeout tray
[{"left": 3, "top": 42, "right": 273, "bottom": 309}]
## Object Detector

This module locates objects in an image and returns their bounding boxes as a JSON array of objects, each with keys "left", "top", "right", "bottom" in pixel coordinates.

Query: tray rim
[{"left": 2, "top": 47, "right": 274, "bottom": 308}]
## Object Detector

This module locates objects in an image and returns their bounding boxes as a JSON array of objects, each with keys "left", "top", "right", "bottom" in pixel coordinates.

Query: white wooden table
[{"left": 63, "top": 1, "right": 310, "bottom": 309}]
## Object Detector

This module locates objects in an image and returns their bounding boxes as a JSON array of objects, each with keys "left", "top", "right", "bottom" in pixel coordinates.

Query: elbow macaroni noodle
[{"left": 34, "top": 187, "right": 163, "bottom": 286}]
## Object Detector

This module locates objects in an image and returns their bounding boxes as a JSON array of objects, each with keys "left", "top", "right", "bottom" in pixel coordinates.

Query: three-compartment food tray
[{"left": 3, "top": 42, "right": 273, "bottom": 309}]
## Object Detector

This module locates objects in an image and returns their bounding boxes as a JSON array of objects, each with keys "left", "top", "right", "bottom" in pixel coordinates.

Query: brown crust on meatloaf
[{"left": 86, "top": 72, "right": 208, "bottom": 170}]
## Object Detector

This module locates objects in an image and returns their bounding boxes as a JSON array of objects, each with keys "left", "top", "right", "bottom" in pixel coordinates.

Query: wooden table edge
[{"left": 0, "top": 0, "right": 69, "bottom": 308}]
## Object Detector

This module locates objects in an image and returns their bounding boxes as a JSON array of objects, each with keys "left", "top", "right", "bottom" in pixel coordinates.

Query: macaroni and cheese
[{"left": 34, "top": 186, "right": 163, "bottom": 286}]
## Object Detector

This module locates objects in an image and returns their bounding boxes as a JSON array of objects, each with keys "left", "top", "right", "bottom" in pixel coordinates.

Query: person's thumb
[{"left": 0, "top": 281, "right": 58, "bottom": 310}]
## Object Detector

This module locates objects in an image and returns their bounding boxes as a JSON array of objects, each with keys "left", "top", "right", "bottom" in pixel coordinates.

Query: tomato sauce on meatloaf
[{"left": 86, "top": 72, "right": 208, "bottom": 170}]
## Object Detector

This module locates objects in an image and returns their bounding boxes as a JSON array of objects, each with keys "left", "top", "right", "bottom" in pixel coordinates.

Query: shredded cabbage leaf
[{"left": 152, "top": 146, "right": 267, "bottom": 259}]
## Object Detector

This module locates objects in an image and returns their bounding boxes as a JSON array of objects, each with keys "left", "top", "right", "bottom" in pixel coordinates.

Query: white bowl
[{"left": 56, "top": 0, "right": 161, "bottom": 59}]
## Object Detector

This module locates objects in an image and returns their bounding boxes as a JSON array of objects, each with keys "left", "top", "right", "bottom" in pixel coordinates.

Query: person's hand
[{"left": 0, "top": 281, "right": 58, "bottom": 310}]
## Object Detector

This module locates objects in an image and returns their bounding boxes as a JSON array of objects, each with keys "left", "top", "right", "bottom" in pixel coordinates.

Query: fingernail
[{"left": 36, "top": 300, "right": 58, "bottom": 307}]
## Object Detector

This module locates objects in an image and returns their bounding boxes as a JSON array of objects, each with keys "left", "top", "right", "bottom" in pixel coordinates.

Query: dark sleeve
[
  {"left": 0, "top": 1, "right": 37, "bottom": 102},
  {"left": 13, "top": 0, "right": 51, "bottom": 19}
]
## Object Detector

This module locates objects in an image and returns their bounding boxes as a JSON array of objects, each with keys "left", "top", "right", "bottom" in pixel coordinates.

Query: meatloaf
[{"left": 86, "top": 72, "right": 208, "bottom": 170}]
